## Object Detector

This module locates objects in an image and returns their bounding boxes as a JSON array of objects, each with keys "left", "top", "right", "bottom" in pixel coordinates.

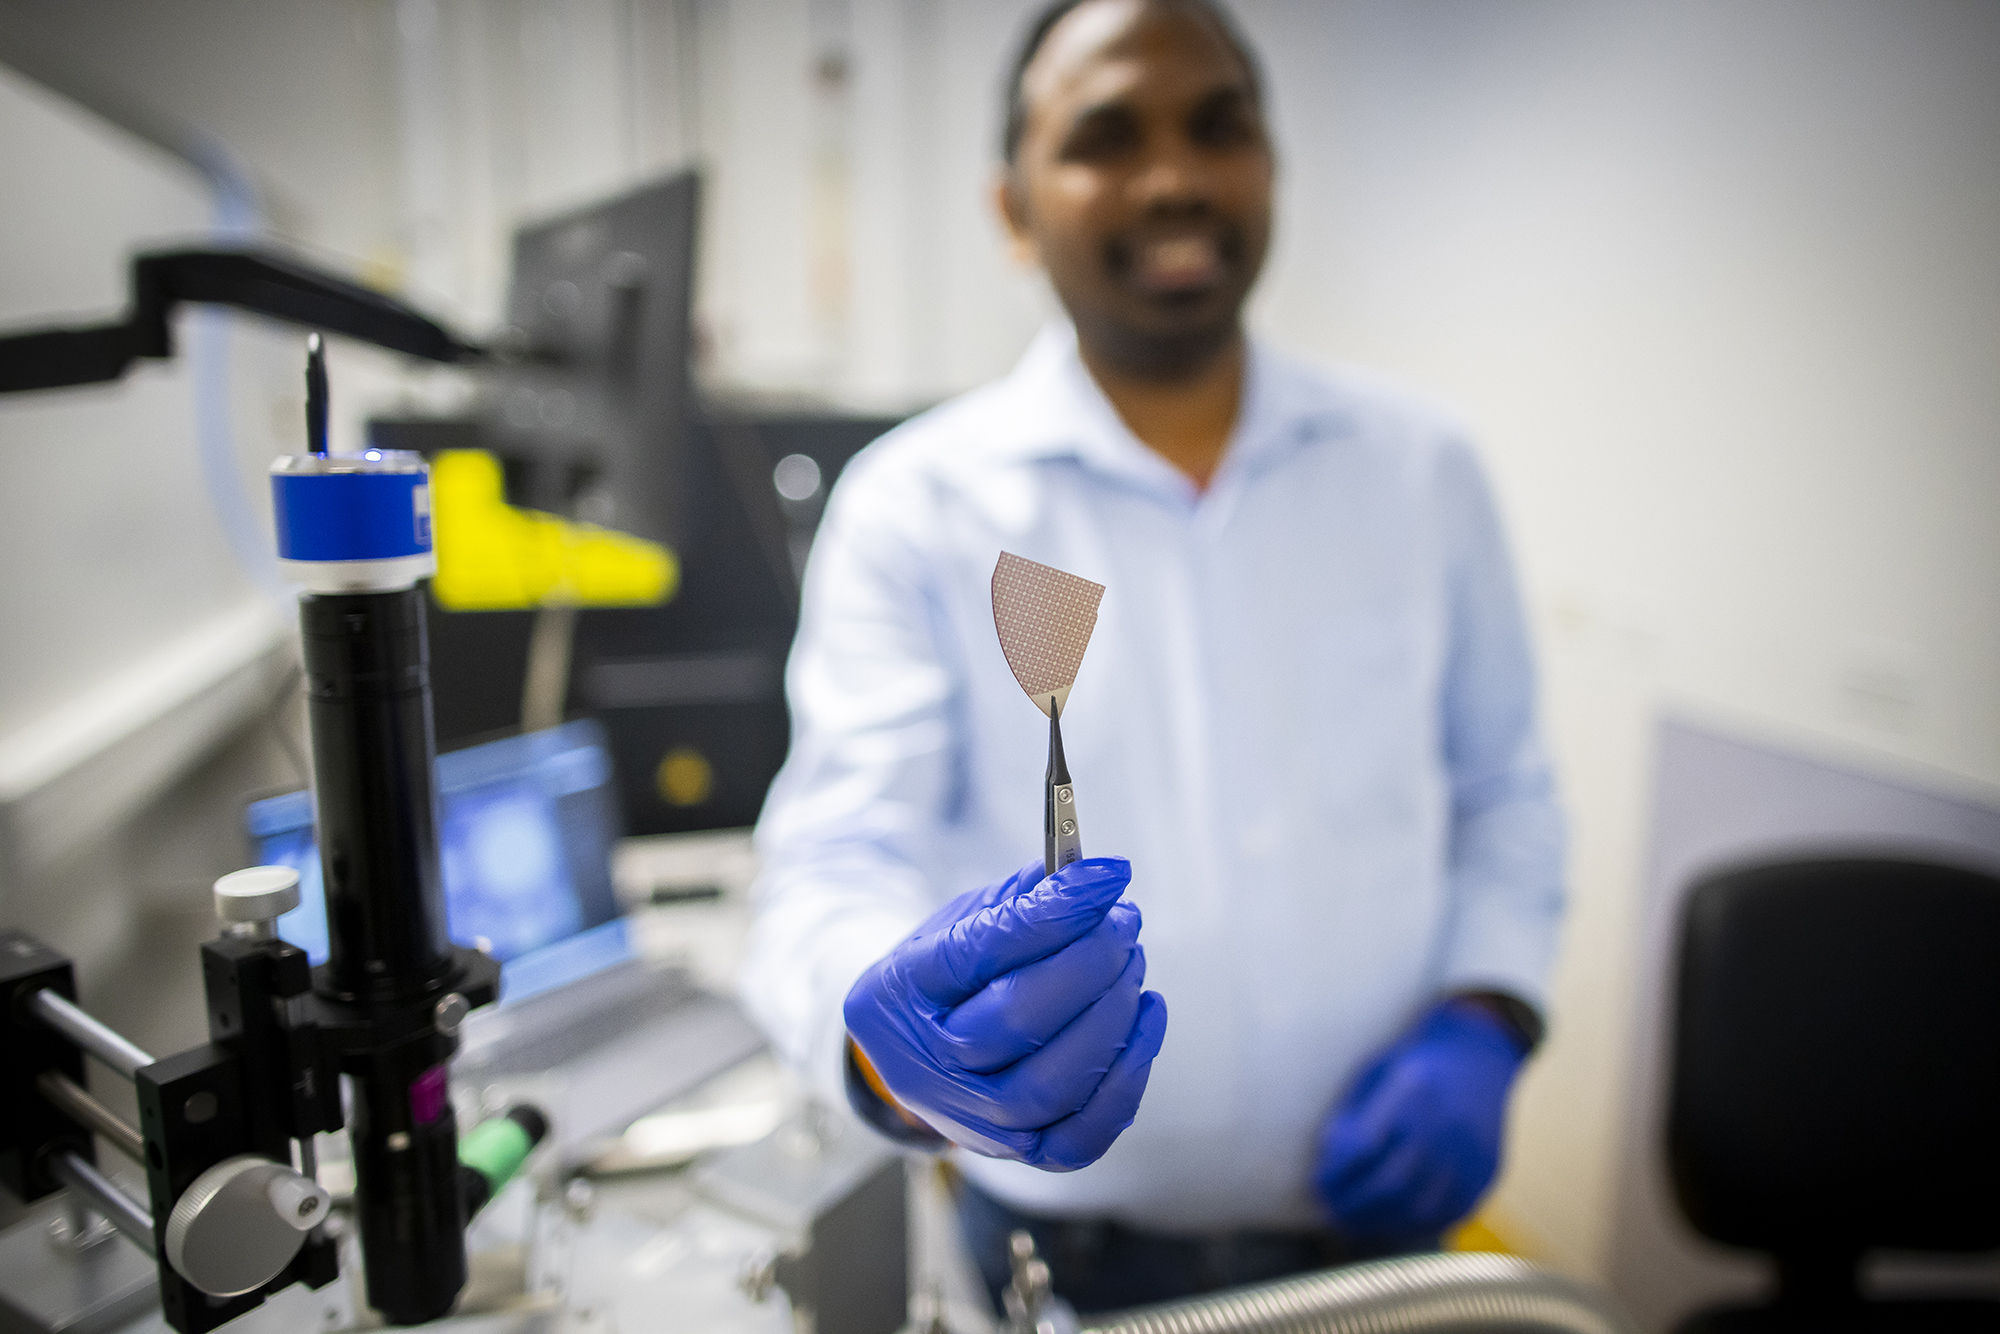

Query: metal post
[
  {"left": 48, "top": 1151, "right": 155, "bottom": 1256},
  {"left": 26, "top": 991, "right": 155, "bottom": 1080},
  {"left": 36, "top": 1071, "right": 146, "bottom": 1163}
]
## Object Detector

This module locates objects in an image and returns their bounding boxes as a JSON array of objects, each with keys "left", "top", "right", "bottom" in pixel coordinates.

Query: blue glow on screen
[
  {"left": 248, "top": 731, "right": 609, "bottom": 974},
  {"left": 265, "top": 827, "right": 330, "bottom": 964},
  {"left": 439, "top": 783, "right": 581, "bottom": 960},
  {"left": 501, "top": 919, "right": 632, "bottom": 1004}
]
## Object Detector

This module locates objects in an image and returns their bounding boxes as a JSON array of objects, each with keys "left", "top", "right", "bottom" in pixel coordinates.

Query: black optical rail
[{"left": 0, "top": 247, "right": 481, "bottom": 395}]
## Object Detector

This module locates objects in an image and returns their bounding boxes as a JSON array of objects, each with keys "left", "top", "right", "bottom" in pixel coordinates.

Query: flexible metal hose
[{"left": 1079, "top": 1252, "right": 1633, "bottom": 1334}]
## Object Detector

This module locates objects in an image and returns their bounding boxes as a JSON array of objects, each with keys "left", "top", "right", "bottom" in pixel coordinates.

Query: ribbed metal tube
[{"left": 1080, "top": 1253, "right": 1633, "bottom": 1334}]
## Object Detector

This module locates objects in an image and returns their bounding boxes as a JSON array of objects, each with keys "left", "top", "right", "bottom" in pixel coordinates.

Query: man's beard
[
  {"left": 1075, "top": 300, "right": 1245, "bottom": 382},
  {"left": 1078, "top": 214, "right": 1261, "bottom": 381}
]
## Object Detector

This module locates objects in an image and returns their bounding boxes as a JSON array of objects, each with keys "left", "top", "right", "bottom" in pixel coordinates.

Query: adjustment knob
[
  {"left": 165, "top": 1155, "right": 331, "bottom": 1297},
  {"left": 213, "top": 866, "right": 301, "bottom": 926}
]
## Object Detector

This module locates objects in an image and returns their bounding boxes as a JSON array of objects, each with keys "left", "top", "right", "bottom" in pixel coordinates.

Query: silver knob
[
  {"left": 213, "top": 867, "right": 301, "bottom": 927},
  {"left": 165, "top": 1155, "right": 330, "bottom": 1297}
]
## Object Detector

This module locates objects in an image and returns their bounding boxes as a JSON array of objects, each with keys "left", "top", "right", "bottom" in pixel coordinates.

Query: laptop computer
[{"left": 245, "top": 719, "right": 764, "bottom": 1150}]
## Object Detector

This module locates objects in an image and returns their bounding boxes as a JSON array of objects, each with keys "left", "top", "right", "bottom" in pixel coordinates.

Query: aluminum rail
[
  {"left": 48, "top": 1151, "right": 155, "bottom": 1256},
  {"left": 26, "top": 989, "right": 155, "bottom": 1079},
  {"left": 1080, "top": 1252, "right": 1634, "bottom": 1334},
  {"left": 37, "top": 1070, "right": 146, "bottom": 1162}
]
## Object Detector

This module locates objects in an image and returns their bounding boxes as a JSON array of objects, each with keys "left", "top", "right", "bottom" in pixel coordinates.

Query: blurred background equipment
[
  {"left": 419, "top": 406, "right": 900, "bottom": 836},
  {"left": 0, "top": 158, "right": 905, "bottom": 848},
  {"left": 245, "top": 719, "right": 625, "bottom": 991},
  {"left": 0, "top": 249, "right": 479, "bottom": 394},
  {"left": 481, "top": 172, "right": 699, "bottom": 554},
  {"left": 366, "top": 171, "right": 904, "bottom": 838},
  {"left": 1665, "top": 856, "right": 2000, "bottom": 1330}
]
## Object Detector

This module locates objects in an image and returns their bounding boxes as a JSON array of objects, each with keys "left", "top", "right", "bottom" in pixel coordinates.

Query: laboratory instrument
[{"left": 0, "top": 345, "right": 539, "bottom": 1331}]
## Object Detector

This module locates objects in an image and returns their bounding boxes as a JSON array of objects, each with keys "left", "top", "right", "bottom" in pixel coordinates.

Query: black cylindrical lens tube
[
  {"left": 302, "top": 586, "right": 468, "bottom": 1324},
  {"left": 347, "top": 1037, "right": 465, "bottom": 1324},
  {"left": 301, "top": 589, "right": 451, "bottom": 999}
]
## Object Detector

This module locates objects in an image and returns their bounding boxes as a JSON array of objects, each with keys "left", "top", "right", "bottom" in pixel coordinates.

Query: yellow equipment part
[
  {"left": 656, "top": 747, "right": 715, "bottom": 807},
  {"left": 430, "top": 449, "right": 679, "bottom": 611}
]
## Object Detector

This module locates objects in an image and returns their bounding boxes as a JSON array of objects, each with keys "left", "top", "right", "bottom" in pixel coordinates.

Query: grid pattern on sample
[{"left": 991, "top": 551, "right": 1105, "bottom": 700}]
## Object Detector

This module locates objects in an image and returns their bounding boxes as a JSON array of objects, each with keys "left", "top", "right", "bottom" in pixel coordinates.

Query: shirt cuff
[
  {"left": 843, "top": 1038, "right": 949, "bottom": 1150},
  {"left": 1444, "top": 989, "right": 1545, "bottom": 1054}
]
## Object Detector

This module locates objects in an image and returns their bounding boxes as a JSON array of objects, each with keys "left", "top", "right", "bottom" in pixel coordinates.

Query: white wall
[
  {"left": 2, "top": 0, "right": 404, "bottom": 267},
  {"left": 0, "top": 65, "right": 226, "bottom": 740},
  {"left": 0, "top": 58, "right": 306, "bottom": 999},
  {"left": 4, "top": 0, "right": 1997, "bottom": 1310}
]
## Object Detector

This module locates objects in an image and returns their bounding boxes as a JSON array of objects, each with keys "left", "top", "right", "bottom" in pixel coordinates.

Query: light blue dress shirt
[{"left": 740, "top": 325, "right": 1565, "bottom": 1230}]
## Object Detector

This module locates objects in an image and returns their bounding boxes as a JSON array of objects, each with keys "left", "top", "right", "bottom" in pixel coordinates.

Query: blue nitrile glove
[
  {"left": 844, "top": 857, "right": 1169, "bottom": 1171},
  {"left": 1311, "top": 998, "right": 1530, "bottom": 1243}
]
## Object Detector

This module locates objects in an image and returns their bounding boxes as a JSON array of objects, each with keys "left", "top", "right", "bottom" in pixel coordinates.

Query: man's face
[{"left": 1001, "top": 0, "right": 1274, "bottom": 378}]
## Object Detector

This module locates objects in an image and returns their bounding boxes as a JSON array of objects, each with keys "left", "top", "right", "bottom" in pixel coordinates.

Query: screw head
[
  {"left": 1060, "top": 820, "right": 1076, "bottom": 836},
  {"left": 265, "top": 1167, "right": 331, "bottom": 1232},
  {"left": 433, "top": 992, "right": 469, "bottom": 1036},
  {"left": 1056, "top": 787, "right": 1072, "bottom": 804}
]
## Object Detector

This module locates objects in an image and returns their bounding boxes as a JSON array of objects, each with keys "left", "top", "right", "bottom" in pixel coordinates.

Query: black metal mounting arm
[{"left": 0, "top": 248, "right": 481, "bottom": 394}]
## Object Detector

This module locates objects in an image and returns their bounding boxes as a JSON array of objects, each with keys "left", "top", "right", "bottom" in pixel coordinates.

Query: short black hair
[{"left": 1000, "top": 0, "right": 1264, "bottom": 164}]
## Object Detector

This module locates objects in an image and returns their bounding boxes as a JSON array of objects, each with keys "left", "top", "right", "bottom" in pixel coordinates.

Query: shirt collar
[{"left": 982, "top": 322, "right": 1356, "bottom": 494}]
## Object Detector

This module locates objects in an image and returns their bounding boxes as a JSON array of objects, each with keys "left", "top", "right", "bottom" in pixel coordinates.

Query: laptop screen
[{"left": 246, "top": 718, "right": 629, "bottom": 1003}]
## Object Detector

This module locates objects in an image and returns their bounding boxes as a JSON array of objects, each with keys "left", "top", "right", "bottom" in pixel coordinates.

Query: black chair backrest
[{"left": 1668, "top": 857, "right": 2000, "bottom": 1272}]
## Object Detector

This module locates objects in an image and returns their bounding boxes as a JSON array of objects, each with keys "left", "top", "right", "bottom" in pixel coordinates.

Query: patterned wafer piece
[{"left": 992, "top": 551, "right": 1105, "bottom": 718}]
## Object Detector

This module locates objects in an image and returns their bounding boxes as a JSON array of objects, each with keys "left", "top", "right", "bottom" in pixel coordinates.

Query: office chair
[{"left": 1668, "top": 856, "right": 2000, "bottom": 1332}]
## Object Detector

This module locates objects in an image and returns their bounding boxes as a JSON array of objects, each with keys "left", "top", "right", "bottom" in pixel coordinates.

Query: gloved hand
[
  {"left": 1311, "top": 997, "right": 1530, "bottom": 1243},
  {"left": 844, "top": 857, "right": 1168, "bottom": 1171}
]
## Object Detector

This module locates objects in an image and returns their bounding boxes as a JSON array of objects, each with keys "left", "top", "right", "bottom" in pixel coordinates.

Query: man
[{"left": 741, "top": 0, "right": 1564, "bottom": 1312}]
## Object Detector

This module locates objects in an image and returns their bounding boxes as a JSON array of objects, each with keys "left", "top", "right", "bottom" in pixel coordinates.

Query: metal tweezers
[{"left": 1044, "top": 696, "right": 1082, "bottom": 876}]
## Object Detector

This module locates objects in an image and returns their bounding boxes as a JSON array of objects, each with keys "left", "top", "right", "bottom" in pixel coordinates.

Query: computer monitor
[
  {"left": 245, "top": 718, "right": 631, "bottom": 1004},
  {"left": 481, "top": 172, "right": 700, "bottom": 550},
  {"left": 420, "top": 410, "right": 904, "bottom": 833},
  {"left": 372, "top": 172, "right": 911, "bottom": 838}
]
